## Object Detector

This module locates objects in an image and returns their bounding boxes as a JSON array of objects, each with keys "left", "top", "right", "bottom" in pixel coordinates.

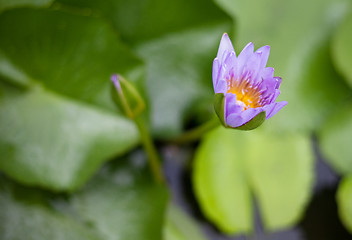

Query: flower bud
[{"left": 111, "top": 74, "right": 145, "bottom": 119}]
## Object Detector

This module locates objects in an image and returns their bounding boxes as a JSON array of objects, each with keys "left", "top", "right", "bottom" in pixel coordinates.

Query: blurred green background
[{"left": 0, "top": 0, "right": 352, "bottom": 239}]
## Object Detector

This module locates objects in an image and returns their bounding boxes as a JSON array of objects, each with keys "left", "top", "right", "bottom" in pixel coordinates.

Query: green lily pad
[
  {"left": 0, "top": 8, "right": 144, "bottom": 111},
  {"left": 0, "top": 83, "right": 139, "bottom": 191},
  {"left": 318, "top": 103, "right": 352, "bottom": 174},
  {"left": 193, "top": 128, "right": 252, "bottom": 234},
  {"left": 164, "top": 204, "right": 207, "bottom": 240},
  {"left": 0, "top": 0, "right": 53, "bottom": 12},
  {"left": 193, "top": 127, "right": 313, "bottom": 234},
  {"left": 332, "top": 11, "right": 352, "bottom": 87},
  {"left": 54, "top": 0, "right": 233, "bottom": 138},
  {"left": 0, "top": 153, "right": 169, "bottom": 240},
  {"left": 215, "top": 0, "right": 351, "bottom": 133},
  {"left": 0, "top": 8, "right": 144, "bottom": 190},
  {"left": 0, "top": 177, "right": 102, "bottom": 240},
  {"left": 337, "top": 176, "right": 352, "bottom": 234},
  {"left": 245, "top": 130, "right": 313, "bottom": 229},
  {"left": 55, "top": 0, "right": 230, "bottom": 44},
  {"left": 70, "top": 154, "right": 169, "bottom": 240}
]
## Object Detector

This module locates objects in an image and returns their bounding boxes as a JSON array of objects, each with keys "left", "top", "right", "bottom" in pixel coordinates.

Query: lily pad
[
  {"left": 337, "top": 176, "right": 352, "bottom": 234},
  {"left": 55, "top": 0, "right": 229, "bottom": 44},
  {"left": 318, "top": 103, "right": 352, "bottom": 174},
  {"left": 69, "top": 153, "right": 169, "bottom": 240},
  {"left": 0, "top": 0, "right": 53, "bottom": 12},
  {"left": 332, "top": 11, "right": 352, "bottom": 87},
  {"left": 0, "top": 8, "right": 145, "bottom": 190},
  {"left": 193, "top": 127, "right": 313, "bottom": 234},
  {"left": 0, "top": 177, "right": 102, "bottom": 240},
  {"left": 0, "top": 153, "right": 169, "bottom": 240},
  {"left": 193, "top": 128, "right": 252, "bottom": 234},
  {"left": 0, "top": 8, "right": 144, "bottom": 111},
  {"left": 0, "top": 82, "right": 139, "bottom": 191},
  {"left": 164, "top": 204, "right": 207, "bottom": 240}
]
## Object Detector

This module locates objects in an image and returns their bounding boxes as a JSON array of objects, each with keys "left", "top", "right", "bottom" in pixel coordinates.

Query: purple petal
[
  {"left": 111, "top": 74, "right": 121, "bottom": 92},
  {"left": 238, "top": 42, "right": 254, "bottom": 65},
  {"left": 224, "top": 51, "right": 237, "bottom": 69},
  {"left": 215, "top": 79, "right": 227, "bottom": 94},
  {"left": 217, "top": 33, "right": 235, "bottom": 62},
  {"left": 242, "top": 51, "right": 262, "bottom": 83},
  {"left": 269, "top": 89, "right": 281, "bottom": 104},
  {"left": 255, "top": 45, "right": 270, "bottom": 69},
  {"left": 236, "top": 42, "right": 254, "bottom": 79},
  {"left": 260, "top": 67, "right": 274, "bottom": 80},
  {"left": 259, "top": 77, "right": 282, "bottom": 100},
  {"left": 262, "top": 101, "right": 287, "bottom": 119},
  {"left": 262, "top": 77, "right": 278, "bottom": 91},
  {"left": 224, "top": 93, "right": 242, "bottom": 118},
  {"left": 226, "top": 107, "right": 264, "bottom": 128},
  {"left": 273, "top": 77, "right": 282, "bottom": 89},
  {"left": 223, "top": 51, "right": 237, "bottom": 79},
  {"left": 212, "top": 58, "right": 220, "bottom": 90},
  {"left": 213, "top": 61, "right": 228, "bottom": 92},
  {"left": 218, "top": 64, "right": 227, "bottom": 82}
]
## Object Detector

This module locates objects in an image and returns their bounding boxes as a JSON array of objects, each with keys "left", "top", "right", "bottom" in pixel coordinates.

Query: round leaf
[
  {"left": 318, "top": 103, "right": 352, "bottom": 174},
  {"left": 332, "top": 11, "right": 352, "bottom": 87},
  {"left": 0, "top": 84, "right": 139, "bottom": 191},
  {"left": 0, "top": 8, "right": 144, "bottom": 111},
  {"left": 245, "top": 131, "right": 313, "bottom": 229},
  {"left": 337, "top": 176, "right": 352, "bottom": 234},
  {"left": 0, "top": 178, "right": 102, "bottom": 240},
  {"left": 0, "top": 153, "right": 169, "bottom": 240},
  {"left": 193, "top": 127, "right": 314, "bottom": 234},
  {"left": 0, "top": 8, "right": 144, "bottom": 190},
  {"left": 70, "top": 154, "right": 169, "bottom": 240},
  {"left": 56, "top": 0, "right": 230, "bottom": 44},
  {"left": 0, "top": 0, "right": 53, "bottom": 12},
  {"left": 164, "top": 204, "right": 207, "bottom": 240},
  {"left": 193, "top": 128, "right": 253, "bottom": 234}
]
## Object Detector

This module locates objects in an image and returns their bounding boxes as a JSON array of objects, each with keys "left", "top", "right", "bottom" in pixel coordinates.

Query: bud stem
[
  {"left": 134, "top": 116, "right": 165, "bottom": 184},
  {"left": 170, "top": 117, "right": 220, "bottom": 144}
]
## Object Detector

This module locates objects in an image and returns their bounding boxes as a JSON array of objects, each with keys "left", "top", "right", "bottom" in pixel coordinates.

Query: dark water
[{"left": 162, "top": 139, "right": 352, "bottom": 240}]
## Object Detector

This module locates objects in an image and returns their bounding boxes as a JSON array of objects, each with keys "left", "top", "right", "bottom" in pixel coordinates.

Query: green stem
[
  {"left": 134, "top": 116, "right": 164, "bottom": 184},
  {"left": 170, "top": 118, "right": 220, "bottom": 144}
]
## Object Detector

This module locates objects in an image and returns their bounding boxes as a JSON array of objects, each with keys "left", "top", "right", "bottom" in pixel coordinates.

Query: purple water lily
[{"left": 213, "top": 33, "right": 287, "bottom": 129}]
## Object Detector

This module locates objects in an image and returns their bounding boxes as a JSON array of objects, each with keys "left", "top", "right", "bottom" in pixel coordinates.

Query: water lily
[{"left": 213, "top": 33, "right": 287, "bottom": 130}]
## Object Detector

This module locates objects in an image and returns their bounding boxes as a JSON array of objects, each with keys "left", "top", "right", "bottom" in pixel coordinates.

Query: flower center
[
  {"left": 236, "top": 100, "right": 247, "bottom": 111},
  {"left": 227, "top": 77, "right": 262, "bottom": 110}
]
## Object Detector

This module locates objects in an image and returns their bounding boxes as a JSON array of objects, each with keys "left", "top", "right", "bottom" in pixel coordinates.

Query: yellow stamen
[{"left": 227, "top": 77, "right": 261, "bottom": 110}]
